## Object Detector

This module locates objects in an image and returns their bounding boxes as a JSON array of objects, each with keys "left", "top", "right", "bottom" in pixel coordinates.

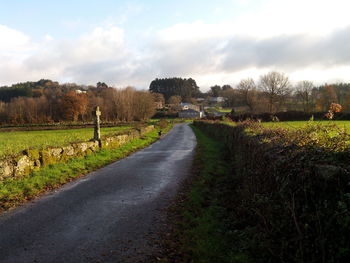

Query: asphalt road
[{"left": 0, "top": 123, "right": 196, "bottom": 263}]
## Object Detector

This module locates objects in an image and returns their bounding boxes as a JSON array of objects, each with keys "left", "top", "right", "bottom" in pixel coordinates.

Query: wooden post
[{"left": 92, "top": 106, "right": 101, "bottom": 141}]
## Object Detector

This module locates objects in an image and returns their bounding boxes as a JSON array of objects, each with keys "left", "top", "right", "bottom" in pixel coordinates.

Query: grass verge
[
  {"left": 160, "top": 125, "right": 249, "bottom": 263},
  {"left": 0, "top": 124, "right": 173, "bottom": 212}
]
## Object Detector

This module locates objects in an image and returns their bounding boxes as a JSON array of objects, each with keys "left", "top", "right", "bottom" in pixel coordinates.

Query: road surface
[{"left": 0, "top": 123, "right": 196, "bottom": 263}]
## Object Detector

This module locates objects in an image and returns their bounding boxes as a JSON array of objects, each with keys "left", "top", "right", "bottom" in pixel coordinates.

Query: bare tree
[
  {"left": 259, "top": 71, "right": 291, "bottom": 113},
  {"left": 237, "top": 78, "right": 258, "bottom": 112},
  {"left": 0, "top": 85, "right": 157, "bottom": 124},
  {"left": 168, "top": 95, "right": 182, "bottom": 105},
  {"left": 296, "top": 81, "right": 314, "bottom": 112},
  {"left": 133, "top": 91, "right": 156, "bottom": 121},
  {"left": 221, "top": 89, "right": 237, "bottom": 107},
  {"left": 152, "top": 93, "right": 165, "bottom": 109},
  {"left": 315, "top": 85, "right": 338, "bottom": 112}
]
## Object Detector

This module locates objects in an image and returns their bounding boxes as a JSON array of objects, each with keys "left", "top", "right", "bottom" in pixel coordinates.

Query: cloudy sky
[{"left": 1, "top": 0, "right": 350, "bottom": 90}]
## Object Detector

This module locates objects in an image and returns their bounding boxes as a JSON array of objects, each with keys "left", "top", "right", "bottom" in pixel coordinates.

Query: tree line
[
  {"left": 149, "top": 74, "right": 350, "bottom": 114},
  {"left": 0, "top": 80, "right": 157, "bottom": 124},
  {"left": 205, "top": 72, "right": 350, "bottom": 113},
  {"left": 149, "top": 77, "right": 201, "bottom": 102},
  {"left": 2, "top": 73, "right": 350, "bottom": 125}
]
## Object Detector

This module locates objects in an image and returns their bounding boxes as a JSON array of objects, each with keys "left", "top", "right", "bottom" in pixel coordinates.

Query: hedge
[{"left": 193, "top": 120, "right": 350, "bottom": 263}]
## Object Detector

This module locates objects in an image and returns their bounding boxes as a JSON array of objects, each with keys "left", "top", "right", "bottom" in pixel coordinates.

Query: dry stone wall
[{"left": 0, "top": 125, "right": 154, "bottom": 181}]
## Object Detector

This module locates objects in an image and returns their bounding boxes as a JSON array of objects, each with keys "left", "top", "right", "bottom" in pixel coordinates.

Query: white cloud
[
  {"left": 44, "top": 34, "right": 54, "bottom": 41},
  {"left": 64, "top": 26, "right": 125, "bottom": 63},
  {"left": 0, "top": 25, "right": 31, "bottom": 52},
  {"left": 232, "top": 0, "right": 350, "bottom": 37},
  {"left": 0, "top": 25, "right": 130, "bottom": 85},
  {"left": 2, "top": 0, "right": 350, "bottom": 90}
]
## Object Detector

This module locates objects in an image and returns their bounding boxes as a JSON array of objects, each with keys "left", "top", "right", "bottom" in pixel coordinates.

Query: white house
[
  {"left": 178, "top": 109, "right": 204, "bottom": 119},
  {"left": 180, "top": 103, "right": 200, "bottom": 112}
]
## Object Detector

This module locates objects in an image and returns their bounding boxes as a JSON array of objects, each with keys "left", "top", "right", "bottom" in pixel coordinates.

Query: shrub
[
  {"left": 159, "top": 118, "right": 168, "bottom": 129},
  {"left": 231, "top": 111, "right": 330, "bottom": 122},
  {"left": 193, "top": 120, "right": 350, "bottom": 263}
]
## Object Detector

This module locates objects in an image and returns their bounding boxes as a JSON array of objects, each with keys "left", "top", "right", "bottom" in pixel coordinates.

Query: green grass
[
  {"left": 0, "top": 126, "right": 133, "bottom": 158},
  {"left": 167, "top": 125, "right": 248, "bottom": 263},
  {"left": 215, "top": 108, "right": 232, "bottom": 113},
  {"left": 261, "top": 120, "right": 350, "bottom": 130},
  {"left": 0, "top": 124, "right": 173, "bottom": 211},
  {"left": 207, "top": 108, "right": 232, "bottom": 113}
]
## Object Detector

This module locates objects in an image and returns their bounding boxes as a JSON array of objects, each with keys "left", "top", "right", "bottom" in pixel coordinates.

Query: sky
[{"left": 1, "top": 0, "right": 350, "bottom": 90}]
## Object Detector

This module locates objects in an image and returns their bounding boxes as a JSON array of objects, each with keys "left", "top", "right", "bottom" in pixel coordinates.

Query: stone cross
[{"left": 92, "top": 106, "right": 101, "bottom": 140}]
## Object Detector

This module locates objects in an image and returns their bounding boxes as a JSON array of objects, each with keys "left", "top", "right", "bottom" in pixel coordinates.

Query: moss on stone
[
  {"left": 25, "top": 149, "right": 40, "bottom": 160},
  {"left": 40, "top": 149, "right": 56, "bottom": 166}
]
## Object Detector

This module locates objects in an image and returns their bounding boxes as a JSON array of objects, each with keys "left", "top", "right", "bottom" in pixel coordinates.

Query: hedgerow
[{"left": 194, "top": 120, "right": 350, "bottom": 263}]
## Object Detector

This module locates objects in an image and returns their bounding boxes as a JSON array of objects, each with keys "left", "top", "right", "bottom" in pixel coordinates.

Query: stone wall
[{"left": 0, "top": 125, "right": 154, "bottom": 181}]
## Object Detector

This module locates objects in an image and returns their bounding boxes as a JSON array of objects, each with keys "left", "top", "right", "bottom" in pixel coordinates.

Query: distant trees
[
  {"left": 203, "top": 72, "right": 350, "bottom": 115},
  {"left": 60, "top": 91, "right": 88, "bottom": 121},
  {"left": 222, "top": 84, "right": 233, "bottom": 91},
  {"left": 208, "top": 84, "right": 233, "bottom": 97},
  {"left": 149, "top": 77, "right": 201, "bottom": 102},
  {"left": 0, "top": 85, "right": 33, "bottom": 102},
  {"left": 237, "top": 78, "right": 258, "bottom": 112},
  {"left": 315, "top": 85, "right": 338, "bottom": 112},
  {"left": 343, "top": 90, "right": 350, "bottom": 112},
  {"left": 96, "top": 87, "right": 155, "bottom": 122},
  {"left": 133, "top": 91, "right": 156, "bottom": 121},
  {"left": 143, "top": 71, "right": 350, "bottom": 115},
  {"left": 296, "top": 81, "right": 314, "bottom": 113},
  {"left": 209, "top": 85, "right": 222, "bottom": 97},
  {"left": 168, "top": 95, "right": 182, "bottom": 111},
  {"left": 168, "top": 95, "right": 182, "bottom": 105},
  {"left": 5, "top": 72, "right": 350, "bottom": 124},
  {"left": 152, "top": 93, "right": 165, "bottom": 108},
  {"left": 0, "top": 80, "right": 156, "bottom": 124},
  {"left": 4, "top": 96, "right": 51, "bottom": 124},
  {"left": 259, "top": 71, "right": 291, "bottom": 113}
]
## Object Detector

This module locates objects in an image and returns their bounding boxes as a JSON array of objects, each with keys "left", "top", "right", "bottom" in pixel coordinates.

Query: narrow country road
[{"left": 0, "top": 123, "right": 196, "bottom": 263}]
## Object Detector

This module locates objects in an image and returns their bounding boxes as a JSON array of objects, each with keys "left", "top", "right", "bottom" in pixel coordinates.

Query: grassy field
[
  {"left": 215, "top": 108, "right": 232, "bottom": 113},
  {"left": 0, "top": 126, "right": 133, "bottom": 158},
  {"left": 0, "top": 125, "right": 173, "bottom": 211},
  {"left": 206, "top": 108, "right": 232, "bottom": 113},
  {"left": 261, "top": 120, "right": 350, "bottom": 130}
]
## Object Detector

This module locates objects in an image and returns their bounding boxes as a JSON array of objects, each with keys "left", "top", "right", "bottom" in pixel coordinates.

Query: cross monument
[{"left": 92, "top": 106, "right": 101, "bottom": 140}]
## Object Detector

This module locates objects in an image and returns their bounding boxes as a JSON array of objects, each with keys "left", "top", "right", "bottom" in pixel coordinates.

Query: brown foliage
[
  {"left": 60, "top": 91, "right": 88, "bottom": 121},
  {"left": 0, "top": 87, "right": 156, "bottom": 124}
]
